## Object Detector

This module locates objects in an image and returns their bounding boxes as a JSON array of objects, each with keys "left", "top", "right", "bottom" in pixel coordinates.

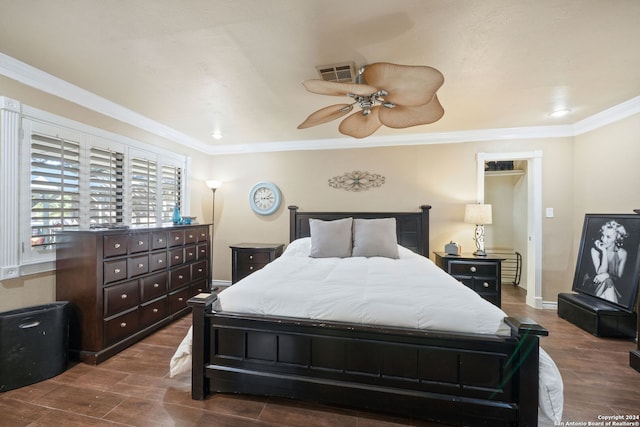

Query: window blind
[
  {"left": 89, "top": 146, "right": 124, "bottom": 226},
  {"left": 30, "top": 134, "right": 81, "bottom": 248},
  {"left": 130, "top": 157, "right": 158, "bottom": 224},
  {"left": 161, "top": 163, "right": 182, "bottom": 223}
]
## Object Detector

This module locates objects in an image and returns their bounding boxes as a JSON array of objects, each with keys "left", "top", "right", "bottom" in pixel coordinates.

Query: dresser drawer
[
  {"left": 195, "top": 227, "right": 208, "bottom": 242},
  {"left": 170, "top": 265, "right": 191, "bottom": 290},
  {"left": 185, "top": 229, "right": 198, "bottom": 244},
  {"left": 184, "top": 245, "right": 197, "bottom": 262},
  {"left": 140, "top": 272, "right": 168, "bottom": 302},
  {"left": 104, "top": 259, "right": 127, "bottom": 284},
  {"left": 191, "top": 280, "right": 209, "bottom": 295},
  {"left": 149, "top": 251, "right": 167, "bottom": 272},
  {"left": 128, "top": 233, "right": 150, "bottom": 253},
  {"left": 104, "top": 309, "right": 139, "bottom": 346},
  {"left": 104, "top": 280, "right": 140, "bottom": 317},
  {"left": 103, "top": 235, "right": 127, "bottom": 258},
  {"left": 169, "top": 287, "right": 192, "bottom": 314},
  {"left": 151, "top": 231, "right": 168, "bottom": 250},
  {"left": 191, "top": 260, "right": 208, "bottom": 280},
  {"left": 128, "top": 254, "right": 149, "bottom": 278},
  {"left": 139, "top": 297, "right": 167, "bottom": 327},
  {"left": 448, "top": 261, "right": 497, "bottom": 277},
  {"left": 169, "top": 248, "right": 184, "bottom": 266},
  {"left": 169, "top": 230, "right": 184, "bottom": 247},
  {"left": 197, "top": 243, "right": 208, "bottom": 260}
]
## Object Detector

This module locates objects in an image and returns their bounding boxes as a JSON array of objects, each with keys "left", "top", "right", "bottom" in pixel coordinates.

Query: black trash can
[{"left": 0, "top": 301, "right": 69, "bottom": 392}]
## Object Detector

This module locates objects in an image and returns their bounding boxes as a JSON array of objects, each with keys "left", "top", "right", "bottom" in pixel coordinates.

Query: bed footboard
[{"left": 188, "top": 294, "right": 547, "bottom": 427}]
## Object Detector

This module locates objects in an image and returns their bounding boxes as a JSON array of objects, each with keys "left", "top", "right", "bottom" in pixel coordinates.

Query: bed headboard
[{"left": 288, "top": 205, "right": 431, "bottom": 256}]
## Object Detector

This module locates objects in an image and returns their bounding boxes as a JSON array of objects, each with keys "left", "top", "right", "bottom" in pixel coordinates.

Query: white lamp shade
[
  {"left": 206, "top": 180, "right": 222, "bottom": 190},
  {"left": 464, "top": 204, "right": 492, "bottom": 225}
]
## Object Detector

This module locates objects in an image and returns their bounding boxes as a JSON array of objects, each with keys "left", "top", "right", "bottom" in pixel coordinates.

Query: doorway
[{"left": 476, "top": 151, "right": 543, "bottom": 308}]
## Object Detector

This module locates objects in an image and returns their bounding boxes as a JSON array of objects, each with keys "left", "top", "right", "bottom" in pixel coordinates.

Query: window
[
  {"left": 30, "top": 133, "right": 81, "bottom": 249},
  {"left": 4, "top": 104, "right": 188, "bottom": 275}
]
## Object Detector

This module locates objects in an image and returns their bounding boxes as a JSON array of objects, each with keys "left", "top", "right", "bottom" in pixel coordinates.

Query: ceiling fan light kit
[{"left": 298, "top": 62, "right": 445, "bottom": 138}]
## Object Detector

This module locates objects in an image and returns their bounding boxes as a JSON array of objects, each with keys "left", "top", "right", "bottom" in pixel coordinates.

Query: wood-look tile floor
[{"left": 1, "top": 286, "right": 638, "bottom": 426}]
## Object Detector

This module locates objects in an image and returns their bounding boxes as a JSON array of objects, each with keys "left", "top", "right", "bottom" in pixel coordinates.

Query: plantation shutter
[
  {"left": 130, "top": 157, "right": 158, "bottom": 224},
  {"left": 161, "top": 163, "right": 182, "bottom": 223},
  {"left": 30, "top": 134, "right": 81, "bottom": 247},
  {"left": 89, "top": 147, "right": 124, "bottom": 226}
]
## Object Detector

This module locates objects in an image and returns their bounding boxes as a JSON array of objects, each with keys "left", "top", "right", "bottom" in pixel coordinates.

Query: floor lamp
[
  {"left": 464, "top": 203, "right": 492, "bottom": 256},
  {"left": 206, "top": 180, "right": 222, "bottom": 290}
]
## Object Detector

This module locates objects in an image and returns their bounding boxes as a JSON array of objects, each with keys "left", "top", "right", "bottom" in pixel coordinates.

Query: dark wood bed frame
[{"left": 188, "top": 205, "right": 548, "bottom": 427}]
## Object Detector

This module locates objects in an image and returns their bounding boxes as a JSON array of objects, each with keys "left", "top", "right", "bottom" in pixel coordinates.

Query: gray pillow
[
  {"left": 352, "top": 218, "right": 399, "bottom": 258},
  {"left": 309, "top": 217, "right": 353, "bottom": 258}
]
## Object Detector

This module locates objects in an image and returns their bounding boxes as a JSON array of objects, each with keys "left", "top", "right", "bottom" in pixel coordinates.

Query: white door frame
[{"left": 476, "top": 151, "right": 543, "bottom": 308}]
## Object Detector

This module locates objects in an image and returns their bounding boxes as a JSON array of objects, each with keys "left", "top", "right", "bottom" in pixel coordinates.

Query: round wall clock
[{"left": 249, "top": 181, "right": 282, "bottom": 215}]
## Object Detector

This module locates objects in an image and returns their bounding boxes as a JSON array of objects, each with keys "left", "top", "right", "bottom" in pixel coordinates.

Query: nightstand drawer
[
  {"left": 448, "top": 261, "right": 497, "bottom": 276},
  {"left": 236, "top": 251, "right": 272, "bottom": 264},
  {"left": 471, "top": 278, "right": 498, "bottom": 293}
]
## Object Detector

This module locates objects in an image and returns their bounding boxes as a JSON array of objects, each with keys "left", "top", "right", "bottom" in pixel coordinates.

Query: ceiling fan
[{"left": 297, "top": 62, "right": 445, "bottom": 138}]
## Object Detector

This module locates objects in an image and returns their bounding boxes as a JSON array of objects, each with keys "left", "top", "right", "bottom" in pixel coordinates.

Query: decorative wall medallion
[{"left": 328, "top": 171, "right": 385, "bottom": 192}]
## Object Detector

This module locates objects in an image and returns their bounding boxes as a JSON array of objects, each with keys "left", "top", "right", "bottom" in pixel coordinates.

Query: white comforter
[
  {"left": 170, "top": 238, "right": 563, "bottom": 423},
  {"left": 215, "top": 238, "right": 511, "bottom": 335}
]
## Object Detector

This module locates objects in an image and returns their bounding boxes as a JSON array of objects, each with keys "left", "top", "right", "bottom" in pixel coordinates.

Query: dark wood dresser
[
  {"left": 55, "top": 224, "right": 211, "bottom": 364},
  {"left": 434, "top": 252, "right": 504, "bottom": 307},
  {"left": 230, "top": 243, "right": 284, "bottom": 284}
]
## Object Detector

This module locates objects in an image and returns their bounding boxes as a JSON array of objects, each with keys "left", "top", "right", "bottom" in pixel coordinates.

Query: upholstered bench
[{"left": 557, "top": 292, "right": 636, "bottom": 338}]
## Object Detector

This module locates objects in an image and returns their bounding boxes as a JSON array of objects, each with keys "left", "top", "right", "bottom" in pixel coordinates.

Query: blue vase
[{"left": 172, "top": 205, "right": 181, "bottom": 224}]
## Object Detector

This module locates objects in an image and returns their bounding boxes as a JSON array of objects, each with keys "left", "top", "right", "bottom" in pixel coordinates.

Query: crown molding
[
  {"left": 0, "top": 53, "right": 211, "bottom": 153},
  {"left": 1, "top": 53, "right": 638, "bottom": 156}
]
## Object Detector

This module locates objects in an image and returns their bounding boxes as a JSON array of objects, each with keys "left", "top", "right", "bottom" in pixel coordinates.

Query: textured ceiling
[{"left": 1, "top": 0, "right": 639, "bottom": 151}]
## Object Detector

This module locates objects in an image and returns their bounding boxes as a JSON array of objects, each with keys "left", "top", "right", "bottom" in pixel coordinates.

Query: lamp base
[{"left": 473, "top": 249, "right": 488, "bottom": 257}]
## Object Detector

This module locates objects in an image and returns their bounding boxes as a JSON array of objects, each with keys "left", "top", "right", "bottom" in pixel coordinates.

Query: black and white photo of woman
[{"left": 588, "top": 220, "right": 628, "bottom": 303}]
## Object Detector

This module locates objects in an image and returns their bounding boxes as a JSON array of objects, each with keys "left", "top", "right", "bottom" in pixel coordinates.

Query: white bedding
[{"left": 170, "top": 238, "right": 563, "bottom": 422}]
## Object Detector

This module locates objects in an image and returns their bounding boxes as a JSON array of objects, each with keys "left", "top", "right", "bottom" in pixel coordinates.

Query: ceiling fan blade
[
  {"left": 338, "top": 106, "right": 383, "bottom": 138},
  {"left": 302, "top": 79, "right": 378, "bottom": 97},
  {"left": 363, "top": 62, "right": 444, "bottom": 106},
  {"left": 378, "top": 94, "right": 444, "bottom": 128},
  {"left": 297, "top": 104, "right": 353, "bottom": 129}
]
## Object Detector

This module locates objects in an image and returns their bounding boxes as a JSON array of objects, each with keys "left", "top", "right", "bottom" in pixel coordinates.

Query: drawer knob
[
  {"left": 138, "top": 263, "right": 144, "bottom": 268},
  {"left": 198, "top": 268, "right": 203, "bottom": 272},
  {"left": 188, "top": 252, "right": 193, "bottom": 256},
  {"left": 470, "top": 266, "right": 477, "bottom": 273},
  {"left": 175, "top": 236, "right": 180, "bottom": 241},
  {"left": 138, "top": 240, "right": 144, "bottom": 246},
  {"left": 483, "top": 282, "right": 490, "bottom": 288},
  {"left": 158, "top": 238, "right": 164, "bottom": 243},
  {"left": 200, "top": 233, "right": 205, "bottom": 237},
  {"left": 249, "top": 266, "right": 254, "bottom": 270},
  {"left": 121, "top": 294, "right": 127, "bottom": 299},
  {"left": 249, "top": 255, "right": 253, "bottom": 260},
  {"left": 178, "top": 297, "right": 183, "bottom": 302},
  {"left": 153, "top": 283, "right": 159, "bottom": 288},
  {"left": 178, "top": 275, "right": 184, "bottom": 279},
  {"left": 114, "top": 243, "right": 121, "bottom": 249},
  {"left": 114, "top": 268, "right": 121, "bottom": 274},
  {"left": 158, "top": 259, "right": 163, "bottom": 264},
  {"left": 188, "top": 234, "right": 194, "bottom": 238},
  {"left": 153, "top": 308, "right": 158, "bottom": 313},
  {"left": 174, "top": 255, "right": 180, "bottom": 260},
  {"left": 120, "top": 322, "right": 127, "bottom": 328}
]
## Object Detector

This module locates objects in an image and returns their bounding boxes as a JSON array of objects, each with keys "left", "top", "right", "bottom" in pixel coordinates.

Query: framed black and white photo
[{"left": 572, "top": 213, "right": 640, "bottom": 312}]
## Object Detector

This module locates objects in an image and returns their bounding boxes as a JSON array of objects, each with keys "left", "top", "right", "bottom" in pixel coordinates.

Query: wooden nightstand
[
  {"left": 230, "top": 243, "right": 284, "bottom": 284},
  {"left": 434, "top": 252, "right": 504, "bottom": 307}
]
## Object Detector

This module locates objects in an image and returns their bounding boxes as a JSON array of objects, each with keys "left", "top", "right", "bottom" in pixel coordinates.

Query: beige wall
[
  {"left": 209, "top": 136, "right": 577, "bottom": 306},
  {"left": 1, "top": 72, "right": 638, "bottom": 310}
]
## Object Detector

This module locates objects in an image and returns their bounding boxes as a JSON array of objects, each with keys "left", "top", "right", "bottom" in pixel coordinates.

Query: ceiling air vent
[{"left": 316, "top": 62, "right": 356, "bottom": 83}]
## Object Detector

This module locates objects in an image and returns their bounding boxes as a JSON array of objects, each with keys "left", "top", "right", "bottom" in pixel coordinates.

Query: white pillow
[
  {"left": 352, "top": 218, "right": 399, "bottom": 259},
  {"left": 309, "top": 217, "right": 353, "bottom": 258}
]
